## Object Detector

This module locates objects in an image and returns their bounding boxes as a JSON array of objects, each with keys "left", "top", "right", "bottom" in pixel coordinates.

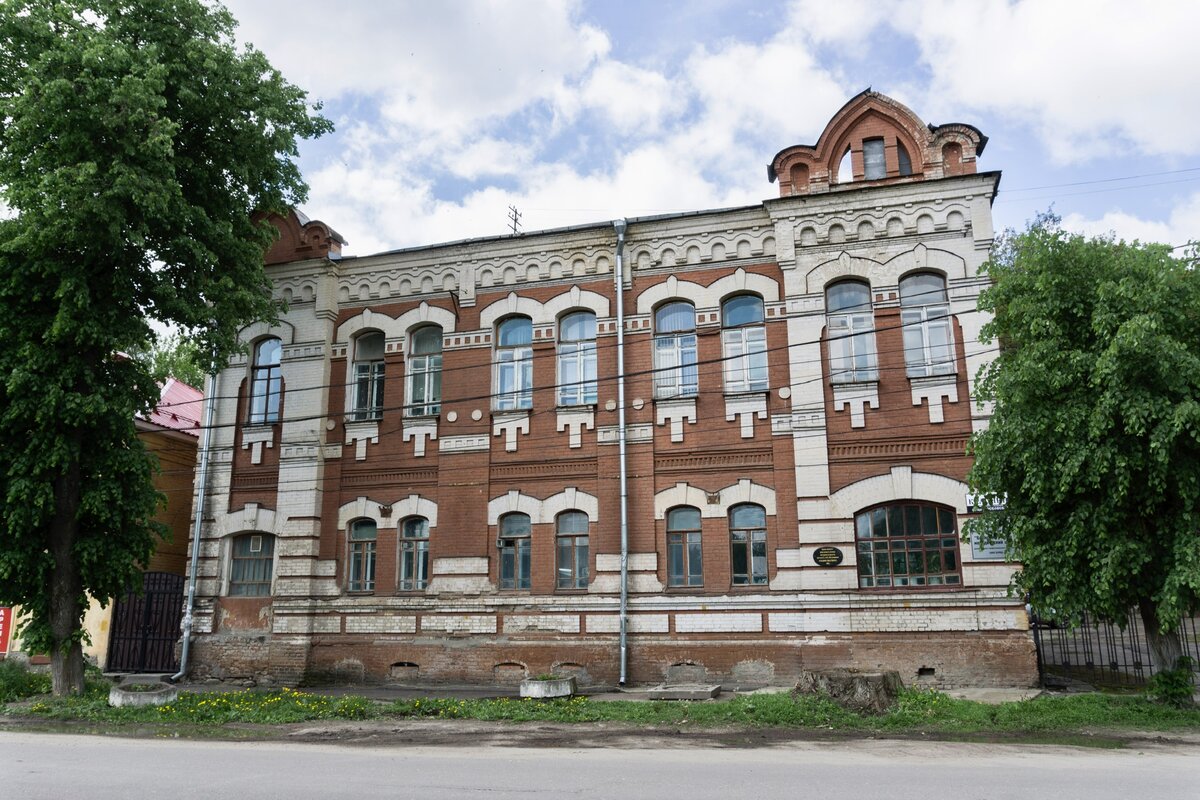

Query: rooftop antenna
[{"left": 507, "top": 205, "right": 523, "bottom": 235}]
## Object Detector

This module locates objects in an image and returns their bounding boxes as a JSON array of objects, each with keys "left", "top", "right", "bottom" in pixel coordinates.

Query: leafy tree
[
  {"left": 0, "top": 0, "right": 331, "bottom": 695},
  {"left": 131, "top": 333, "right": 207, "bottom": 389},
  {"left": 969, "top": 214, "right": 1200, "bottom": 676}
]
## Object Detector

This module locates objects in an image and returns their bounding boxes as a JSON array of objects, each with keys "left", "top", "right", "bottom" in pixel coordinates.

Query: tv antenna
[{"left": 507, "top": 205, "right": 522, "bottom": 235}]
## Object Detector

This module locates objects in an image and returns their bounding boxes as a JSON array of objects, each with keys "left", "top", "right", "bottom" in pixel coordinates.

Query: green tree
[
  {"left": 0, "top": 0, "right": 331, "bottom": 695},
  {"left": 132, "top": 333, "right": 207, "bottom": 389},
  {"left": 969, "top": 214, "right": 1200, "bottom": 676}
]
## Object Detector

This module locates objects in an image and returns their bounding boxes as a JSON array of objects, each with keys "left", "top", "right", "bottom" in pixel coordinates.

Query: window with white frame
[
  {"left": 348, "top": 519, "right": 376, "bottom": 592},
  {"left": 495, "top": 316, "right": 533, "bottom": 410},
  {"left": 555, "top": 510, "right": 589, "bottom": 590},
  {"left": 826, "top": 281, "right": 878, "bottom": 383},
  {"left": 399, "top": 516, "right": 430, "bottom": 591},
  {"left": 351, "top": 332, "right": 385, "bottom": 421},
  {"left": 900, "top": 273, "right": 956, "bottom": 378},
  {"left": 855, "top": 502, "right": 961, "bottom": 588},
  {"left": 557, "top": 311, "right": 597, "bottom": 405},
  {"left": 721, "top": 295, "right": 768, "bottom": 393},
  {"left": 406, "top": 325, "right": 442, "bottom": 416},
  {"left": 248, "top": 338, "right": 282, "bottom": 424},
  {"left": 498, "top": 512, "right": 531, "bottom": 589},
  {"left": 653, "top": 302, "right": 698, "bottom": 399},
  {"left": 729, "top": 503, "right": 768, "bottom": 586},
  {"left": 667, "top": 506, "right": 703, "bottom": 587},
  {"left": 228, "top": 533, "right": 274, "bottom": 596}
]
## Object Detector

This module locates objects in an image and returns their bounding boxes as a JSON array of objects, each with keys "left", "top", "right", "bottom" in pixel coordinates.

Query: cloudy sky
[{"left": 224, "top": 0, "right": 1200, "bottom": 258}]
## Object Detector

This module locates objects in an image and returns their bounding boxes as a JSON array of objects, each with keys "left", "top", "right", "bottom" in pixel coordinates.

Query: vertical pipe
[
  {"left": 171, "top": 365, "right": 218, "bottom": 682},
  {"left": 613, "top": 218, "right": 630, "bottom": 686}
]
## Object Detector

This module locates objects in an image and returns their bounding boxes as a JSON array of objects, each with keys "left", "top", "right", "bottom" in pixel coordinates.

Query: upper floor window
[
  {"left": 855, "top": 502, "right": 961, "bottom": 588},
  {"left": 406, "top": 325, "right": 443, "bottom": 417},
  {"left": 498, "top": 512, "right": 531, "bottom": 589},
  {"left": 348, "top": 519, "right": 377, "bottom": 592},
  {"left": 863, "top": 138, "right": 885, "bottom": 180},
  {"left": 557, "top": 311, "right": 597, "bottom": 406},
  {"left": 399, "top": 516, "right": 430, "bottom": 591},
  {"left": 721, "top": 295, "right": 768, "bottom": 393},
  {"left": 897, "top": 143, "right": 913, "bottom": 176},
  {"left": 351, "top": 332, "right": 385, "bottom": 421},
  {"left": 900, "top": 273, "right": 955, "bottom": 378},
  {"left": 653, "top": 302, "right": 698, "bottom": 399},
  {"left": 729, "top": 503, "right": 767, "bottom": 586},
  {"left": 826, "top": 281, "right": 878, "bottom": 383},
  {"left": 666, "top": 506, "right": 703, "bottom": 587},
  {"left": 555, "top": 510, "right": 589, "bottom": 590},
  {"left": 248, "top": 338, "right": 281, "bottom": 424},
  {"left": 228, "top": 533, "right": 274, "bottom": 596},
  {"left": 495, "top": 316, "right": 533, "bottom": 410}
]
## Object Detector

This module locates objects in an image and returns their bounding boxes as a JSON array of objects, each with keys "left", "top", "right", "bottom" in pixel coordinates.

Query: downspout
[
  {"left": 171, "top": 364, "right": 218, "bottom": 683},
  {"left": 613, "top": 218, "right": 630, "bottom": 686}
]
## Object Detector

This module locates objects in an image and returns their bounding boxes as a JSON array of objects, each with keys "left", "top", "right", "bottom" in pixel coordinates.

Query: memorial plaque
[{"left": 813, "top": 546, "right": 844, "bottom": 567}]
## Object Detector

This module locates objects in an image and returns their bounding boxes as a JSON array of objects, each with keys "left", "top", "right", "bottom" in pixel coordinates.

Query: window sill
[
  {"left": 345, "top": 590, "right": 376, "bottom": 596},
  {"left": 907, "top": 372, "right": 957, "bottom": 388},
  {"left": 829, "top": 378, "right": 879, "bottom": 390},
  {"left": 555, "top": 403, "right": 597, "bottom": 412},
  {"left": 722, "top": 389, "right": 769, "bottom": 400},
  {"left": 856, "top": 582, "right": 967, "bottom": 592}
]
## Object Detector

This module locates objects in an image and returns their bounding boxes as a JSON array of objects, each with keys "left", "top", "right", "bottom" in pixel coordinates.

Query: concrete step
[{"left": 645, "top": 684, "right": 721, "bottom": 700}]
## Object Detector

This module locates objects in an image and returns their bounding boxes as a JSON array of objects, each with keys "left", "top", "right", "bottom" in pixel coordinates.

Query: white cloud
[
  {"left": 1061, "top": 193, "right": 1200, "bottom": 248},
  {"left": 568, "top": 61, "right": 684, "bottom": 135},
  {"left": 896, "top": 0, "right": 1200, "bottom": 162}
]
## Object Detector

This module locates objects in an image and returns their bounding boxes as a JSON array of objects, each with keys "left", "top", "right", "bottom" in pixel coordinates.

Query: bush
[
  {"left": 1148, "top": 657, "right": 1196, "bottom": 709},
  {"left": 0, "top": 659, "right": 51, "bottom": 703}
]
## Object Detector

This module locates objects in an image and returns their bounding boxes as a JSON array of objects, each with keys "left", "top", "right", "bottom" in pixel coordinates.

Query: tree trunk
[
  {"left": 49, "top": 449, "right": 85, "bottom": 697},
  {"left": 1139, "top": 597, "right": 1184, "bottom": 673}
]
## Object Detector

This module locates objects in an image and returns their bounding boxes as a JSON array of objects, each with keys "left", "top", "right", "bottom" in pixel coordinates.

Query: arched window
[
  {"left": 248, "top": 338, "right": 282, "bottom": 424},
  {"left": 721, "top": 295, "right": 768, "bottom": 393},
  {"left": 899, "top": 273, "right": 955, "bottom": 377},
  {"left": 406, "top": 325, "right": 443, "bottom": 416},
  {"left": 855, "top": 502, "right": 961, "bottom": 588},
  {"left": 836, "top": 147, "right": 853, "bottom": 184},
  {"left": 498, "top": 512, "right": 532, "bottom": 589},
  {"left": 653, "top": 302, "right": 698, "bottom": 399},
  {"left": 666, "top": 506, "right": 703, "bottom": 587},
  {"left": 495, "top": 316, "right": 533, "bottom": 410},
  {"left": 729, "top": 504, "right": 767, "bottom": 585},
  {"left": 826, "top": 281, "right": 878, "bottom": 383},
  {"left": 348, "top": 519, "right": 377, "bottom": 592},
  {"left": 897, "top": 142, "right": 913, "bottom": 176},
  {"left": 556, "top": 511, "right": 589, "bottom": 590},
  {"left": 557, "top": 311, "right": 597, "bottom": 406},
  {"left": 351, "top": 332, "right": 385, "bottom": 421},
  {"left": 399, "top": 517, "right": 430, "bottom": 591},
  {"left": 228, "top": 533, "right": 274, "bottom": 596}
]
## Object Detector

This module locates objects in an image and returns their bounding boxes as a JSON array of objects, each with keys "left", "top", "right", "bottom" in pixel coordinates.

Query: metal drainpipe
[
  {"left": 613, "top": 218, "right": 630, "bottom": 686},
  {"left": 171, "top": 365, "right": 218, "bottom": 683}
]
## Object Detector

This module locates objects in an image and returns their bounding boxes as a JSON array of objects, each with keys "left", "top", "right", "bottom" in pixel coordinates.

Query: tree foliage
[
  {"left": 131, "top": 333, "right": 208, "bottom": 389},
  {"left": 0, "top": 0, "right": 330, "bottom": 694},
  {"left": 969, "top": 214, "right": 1200, "bottom": 670}
]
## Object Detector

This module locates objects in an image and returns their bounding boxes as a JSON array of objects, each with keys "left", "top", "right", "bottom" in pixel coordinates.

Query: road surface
[{"left": 2, "top": 731, "right": 1196, "bottom": 800}]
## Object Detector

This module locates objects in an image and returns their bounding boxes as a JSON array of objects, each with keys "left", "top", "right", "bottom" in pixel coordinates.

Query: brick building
[{"left": 186, "top": 91, "right": 1037, "bottom": 688}]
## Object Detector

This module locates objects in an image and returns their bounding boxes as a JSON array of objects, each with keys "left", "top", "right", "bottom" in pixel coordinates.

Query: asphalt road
[{"left": 2, "top": 732, "right": 1197, "bottom": 800}]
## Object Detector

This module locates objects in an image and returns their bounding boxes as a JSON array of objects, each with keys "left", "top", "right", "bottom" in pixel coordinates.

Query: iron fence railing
[{"left": 1032, "top": 609, "right": 1200, "bottom": 687}]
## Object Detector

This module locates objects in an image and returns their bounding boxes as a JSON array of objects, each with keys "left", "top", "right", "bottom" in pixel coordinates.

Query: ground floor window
[
  {"left": 855, "top": 502, "right": 961, "bottom": 588},
  {"left": 229, "top": 533, "right": 274, "bottom": 596},
  {"left": 498, "top": 513, "right": 531, "bottom": 589},
  {"left": 667, "top": 506, "right": 703, "bottom": 587}
]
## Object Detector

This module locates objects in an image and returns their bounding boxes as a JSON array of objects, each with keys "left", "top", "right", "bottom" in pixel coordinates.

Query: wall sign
[
  {"left": 965, "top": 492, "right": 1007, "bottom": 513},
  {"left": 0, "top": 607, "right": 11, "bottom": 655},
  {"left": 813, "top": 546, "right": 844, "bottom": 567}
]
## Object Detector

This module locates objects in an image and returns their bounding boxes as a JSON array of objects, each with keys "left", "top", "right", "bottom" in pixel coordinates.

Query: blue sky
[{"left": 225, "top": 0, "right": 1200, "bottom": 257}]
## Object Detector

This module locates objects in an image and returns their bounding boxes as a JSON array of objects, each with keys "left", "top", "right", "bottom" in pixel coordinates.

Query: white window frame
[
  {"left": 351, "top": 332, "right": 385, "bottom": 421},
  {"left": 406, "top": 325, "right": 443, "bottom": 417},
  {"left": 826, "top": 282, "right": 878, "bottom": 383},
  {"left": 653, "top": 302, "right": 698, "bottom": 399},
  {"left": 347, "top": 519, "right": 377, "bottom": 593},
  {"left": 498, "top": 513, "right": 531, "bottom": 590},
  {"left": 900, "top": 274, "right": 956, "bottom": 378},
  {"left": 721, "top": 295, "right": 768, "bottom": 393},
  {"left": 557, "top": 311, "right": 597, "bottom": 406},
  {"left": 495, "top": 317, "right": 533, "bottom": 410}
]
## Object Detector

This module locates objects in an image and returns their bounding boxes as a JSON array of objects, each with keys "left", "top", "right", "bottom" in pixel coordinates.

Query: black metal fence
[{"left": 1032, "top": 609, "right": 1200, "bottom": 687}]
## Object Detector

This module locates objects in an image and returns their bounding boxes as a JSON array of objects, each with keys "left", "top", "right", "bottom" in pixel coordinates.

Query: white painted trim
[
  {"left": 336, "top": 494, "right": 439, "bottom": 530},
  {"left": 653, "top": 478, "right": 777, "bottom": 519},
  {"left": 828, "top": 466, "right": 969, "bottom": 517},
  {"left": 240, "top": 319, "right": 295, "bottom": 346},
  {"left": 635, "top": 268, "right": 780, "bottom": 316},
  {"left": 213, "top": 502, "right": 280, "bottom": 537},
  {"left": 335, "top": 301, "right": 457, "bottom": 343},
  {"left": 486, "top": 487, "right": 599, "bottom": 525}
]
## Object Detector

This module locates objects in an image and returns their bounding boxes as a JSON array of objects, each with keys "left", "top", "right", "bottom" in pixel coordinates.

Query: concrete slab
[
  {"left": 943, "top": 687, "right": 1043, "bottom": 704},
  {"left": 645, "top": 684, "right": 721, "bottom": 700}
]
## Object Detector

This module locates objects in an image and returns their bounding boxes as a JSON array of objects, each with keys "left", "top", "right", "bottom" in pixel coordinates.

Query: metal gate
[
  {"left": 106, "top": 571, "right": 185, "bottom": 673},
  {"left": 1032, "top": 609, "right": 1200, "bottom": 688}
]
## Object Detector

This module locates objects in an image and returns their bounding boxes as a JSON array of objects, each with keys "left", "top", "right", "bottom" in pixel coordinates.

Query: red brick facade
[{"left": 186, "top": 91, "right": 1036, "bottom": 689}]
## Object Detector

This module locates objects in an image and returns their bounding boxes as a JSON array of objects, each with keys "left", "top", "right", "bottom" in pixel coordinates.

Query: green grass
[
  {"left": 0, "top": 660, "right": 51, "bottom": 703},
  {"left": 5, "top": 680, "right": 1199, "bottom": 737}
]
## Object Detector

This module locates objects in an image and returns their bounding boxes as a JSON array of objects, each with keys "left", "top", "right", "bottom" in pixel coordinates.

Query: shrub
[
  {"left": 0, "top": 659, "right": 52, "bottom": 703},
  {"left": 1148, "top": 657, "right": 1196, "bottom": 709}
]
